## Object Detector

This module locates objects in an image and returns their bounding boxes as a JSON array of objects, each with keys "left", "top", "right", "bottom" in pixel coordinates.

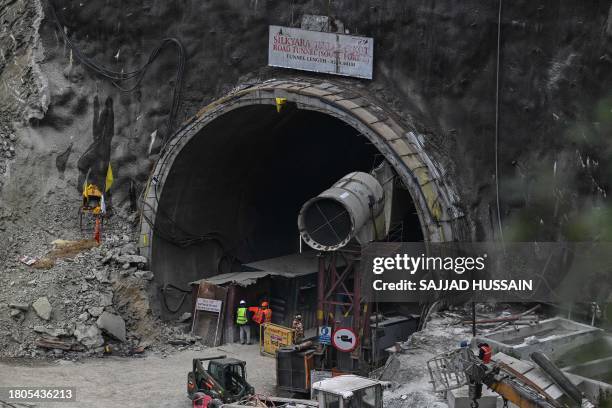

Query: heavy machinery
[
  {"left": 310, "top": 375, "right": 390, "bottom": 408},
  {"left": 187, "top": 356, "right": 255, "bottom": 404},
  {"left": 79, "top": 161, "right": 113, "bottom": 242},
  {"left": 296, "top": 171, "right": 388, "bottom": 372},
  {"left": 215, "top": 375, "right": 387, "bottom": 408},
  {"left": 427, "top": 346, "right": 596, "bottom": 408},
  {"left": 80, "top": 183, "right": 106, "bottom": 242}
]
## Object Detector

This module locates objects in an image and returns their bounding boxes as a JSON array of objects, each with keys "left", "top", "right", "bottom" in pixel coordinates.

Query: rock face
[
  {"left": 32, "top": 297, "right": 52, "bottom": 320},
  {"left": 1, "top": 0, "right": 611, "bottom": 354},
  {"left": 96, "top": 312, "right": 126, "bottom": 342}
]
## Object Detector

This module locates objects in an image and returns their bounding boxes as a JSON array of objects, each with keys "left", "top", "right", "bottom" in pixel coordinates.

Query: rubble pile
[
  {"left": 0, "top": 219, "right": 200, "bottom": 360},
  {"left": 0, "top": 124, "right": 16, "bottom": 157},
  {"left": 0, "top": 121, "right": 16, "bottom": 192},
  {"left": 380, "top": 315, "right": 465, "bottom": 408},
  {"left": 381, "top": 305, "right": 548, "bottom": 408}
]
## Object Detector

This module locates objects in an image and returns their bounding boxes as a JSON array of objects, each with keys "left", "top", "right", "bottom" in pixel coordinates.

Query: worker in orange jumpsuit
[{"left": 249, "top": 301, "right": 272, "bottom": 340}]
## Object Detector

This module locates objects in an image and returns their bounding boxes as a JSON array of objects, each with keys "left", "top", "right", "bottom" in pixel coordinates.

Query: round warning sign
[{"left": 332, "top": 327, "right": 358, "bottom": 352}]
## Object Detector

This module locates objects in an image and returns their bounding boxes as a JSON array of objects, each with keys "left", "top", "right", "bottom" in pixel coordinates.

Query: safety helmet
[
  {"left": 239, "top": 300, "right": 246, "bottom": 305},
  {"left": 261, "top": 301, "right": 269, "bottom": 307},
  {"left": 295, "top": 314, "right": 302, "bottom": 320}
]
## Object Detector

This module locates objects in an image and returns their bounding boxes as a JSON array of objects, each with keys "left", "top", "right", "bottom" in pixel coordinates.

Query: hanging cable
[
  {"left": 46, "top": 2, "right": 227, "bottom": 252},
  {"left": 140, "top": 198, "right": 226, "bottom": 248},
  {"left": 48, "top": 1, "right": 185, "bottom": 143},
  {"left": 495, "top": 0, "right": 505, "bottom": 244},
  {"left": 161, "top": 284, "right": 191, "bottom": 313}
]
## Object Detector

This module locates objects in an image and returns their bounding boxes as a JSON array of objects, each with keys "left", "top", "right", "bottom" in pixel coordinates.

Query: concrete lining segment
[
  {"left": 387, "top": 139, "right": 413, "bottom": 157},
  {"left": 351, "top": 107, "right": 379, "bottom": 125},
  {"left": 335, "top": 99, "right": 361, "bottom": 110},
  {"left": 140, "top": 79, "right": 466, "bottom": 260},
  {"left": 299, "top": 86, "right": 335, "bottom": 97},
  {"left": 370, "top": 122, "right": 400, "bottom": 142}
]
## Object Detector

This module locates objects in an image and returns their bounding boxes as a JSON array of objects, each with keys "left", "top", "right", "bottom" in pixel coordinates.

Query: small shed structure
[{"left": 190, "top": 252, "right": 322, "bottom": 344}]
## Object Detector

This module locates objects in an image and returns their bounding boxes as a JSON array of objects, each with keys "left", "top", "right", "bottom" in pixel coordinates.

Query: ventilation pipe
[{"left": 298, "top": 171, "right": 385, "bottom": 251}]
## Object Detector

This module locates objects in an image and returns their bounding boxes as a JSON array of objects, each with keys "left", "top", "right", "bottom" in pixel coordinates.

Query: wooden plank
[{"left": 36, "top": 336, "right": 83, "bottom": 351}]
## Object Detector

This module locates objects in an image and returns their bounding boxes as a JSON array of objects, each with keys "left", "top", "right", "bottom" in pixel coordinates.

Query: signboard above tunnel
[{"left": 268, "top": 25, "right": 374, "bottom": 79}]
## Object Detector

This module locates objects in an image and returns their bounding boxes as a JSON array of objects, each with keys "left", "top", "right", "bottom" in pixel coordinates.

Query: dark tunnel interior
[{"left": 151, "top": 104, "right": 423, "bottom": 316}]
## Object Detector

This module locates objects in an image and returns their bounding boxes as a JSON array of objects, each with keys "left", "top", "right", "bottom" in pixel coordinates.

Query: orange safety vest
[
  {"left": 249, "top": 307, "right": 272, "bottom": 324},
  {"left": 249, "top": 306, "right": 263, "bottom": 324}
]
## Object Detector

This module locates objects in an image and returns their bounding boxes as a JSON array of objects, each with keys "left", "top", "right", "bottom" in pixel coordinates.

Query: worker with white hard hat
[{"left": 236, "top": 300, "right": 252, "bottom": 345}]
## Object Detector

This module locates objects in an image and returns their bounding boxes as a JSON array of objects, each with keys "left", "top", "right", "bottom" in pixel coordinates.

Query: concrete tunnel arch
[{"left": 138, "top": 78, "right": 466, "bottom": 314}]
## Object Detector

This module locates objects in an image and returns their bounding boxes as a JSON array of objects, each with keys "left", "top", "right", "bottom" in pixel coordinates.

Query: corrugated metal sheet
[{"left": 189, "top": 252, "right": 333, "bottom": 287}]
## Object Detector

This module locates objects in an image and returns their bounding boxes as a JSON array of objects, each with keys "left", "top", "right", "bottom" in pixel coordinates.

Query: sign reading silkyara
[{"left": 268, "top": 25, "right": 374, "bottom": 79}]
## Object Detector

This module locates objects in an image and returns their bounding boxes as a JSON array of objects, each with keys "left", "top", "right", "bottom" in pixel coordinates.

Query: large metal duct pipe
[{"left": 298, "top": 172, "right": 385, "bottom": 251}]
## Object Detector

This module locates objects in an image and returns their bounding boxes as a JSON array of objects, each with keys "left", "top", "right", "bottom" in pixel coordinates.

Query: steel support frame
[{"left": 317, "top": 249, "right": 371, "bottom": 361}]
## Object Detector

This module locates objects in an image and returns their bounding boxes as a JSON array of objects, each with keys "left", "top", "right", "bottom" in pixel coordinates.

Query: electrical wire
[
  {"left": 48, "top": 1, "right": 185, "bottom": 143},
  {"left": 495, "top": 0, "right": 505, "bottom": 244},
  {"left": 162, "top": 283, "right": 191, "bottom": 313},
  {"left": 140, "top": 199, "right": 225, "bottom": 248},
  {"left": 48, "top": 1, "right": 209, "bottom": 248}
]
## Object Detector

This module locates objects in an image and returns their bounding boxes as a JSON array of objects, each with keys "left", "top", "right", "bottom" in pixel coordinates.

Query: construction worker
[
  {"left": 477, "top": 342, "right": 492, "bottom": 364},
  {"left": 249, "top": 301, "right": 272, "bottom": 326},
  {"left": 248, "top": 301, "right": 270, "bottom": 342},
  {"left": 292, "top": 314, "right": 304, "bottom": 343},
  {"left": 261, "top": 301, "right": 272, "bottom": 324},
  {"left": 236, "top": 300, "right": 251, "bottom": 345}
]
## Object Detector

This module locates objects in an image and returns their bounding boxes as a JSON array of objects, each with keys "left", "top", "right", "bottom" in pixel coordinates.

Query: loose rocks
[
  {"left": 9, "top": 302, "right": 29, "bottom": 311},
  {"left": 88, "top": 306, "right": 104, "bottom": 317},
  {"left": 10, "top": 309, "right": 23, "bottom": 320},
  {"left": 32, "top": 297, "right": 52, "bottom": 320},
  {"left": 96, "top": 312, "right": 126, "bottom": 342},
  {"left": 74, "top": 324, "right": 104, "bottom": 349},
  {"left": 116, "top": 254, "right": 148, "bottom": 269},
  {"left": 134, "top": 270, "right": 153, "bottom": 280}
]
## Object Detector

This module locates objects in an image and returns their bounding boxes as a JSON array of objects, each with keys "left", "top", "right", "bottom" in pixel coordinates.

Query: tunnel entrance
[{"left": 140, "top": 79, "right": 464, "bottom": 319}]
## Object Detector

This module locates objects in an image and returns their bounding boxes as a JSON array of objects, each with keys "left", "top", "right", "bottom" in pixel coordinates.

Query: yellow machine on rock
[
  {"left": 79, "top": 164, "right": 113, "bottom": 243},
  {"left": 82, "top": 183, "right": 104, "bottom": 214}
]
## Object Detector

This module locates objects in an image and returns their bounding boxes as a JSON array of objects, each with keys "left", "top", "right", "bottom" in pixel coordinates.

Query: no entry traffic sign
[{"left": 332, "top": 327, "right": 358, "bottom": 352}]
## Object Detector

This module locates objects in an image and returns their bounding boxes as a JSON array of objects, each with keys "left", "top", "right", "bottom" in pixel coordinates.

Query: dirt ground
[{"left": 0, "top": 343, "right": 275, "bottom": 408}]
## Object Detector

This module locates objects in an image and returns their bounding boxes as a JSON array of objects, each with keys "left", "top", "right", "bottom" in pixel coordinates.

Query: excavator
[
  {"left": 428, "top": 344, "right": 596, "bottom": 408},
  {"left": 79, "top": 164, "right": 113, "bottom": 243},
  {"left": 80, "top": 182, "right": 105, "bottom": 243}
]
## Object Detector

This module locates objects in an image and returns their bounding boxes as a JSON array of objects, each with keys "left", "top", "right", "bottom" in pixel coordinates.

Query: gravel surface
[{"left": 0, "top": 343, "right": 275, "bottom": 408}]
